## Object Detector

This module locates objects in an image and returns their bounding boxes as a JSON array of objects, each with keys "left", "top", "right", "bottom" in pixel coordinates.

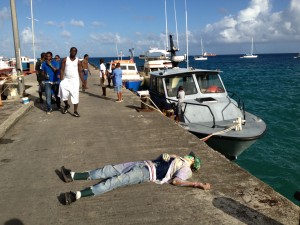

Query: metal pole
[
  {"left": 30, "top": 0, "right": 36, "bottom": 69},
  {"left": 10, "top": 0, "right": 25, "bottom": 96}
]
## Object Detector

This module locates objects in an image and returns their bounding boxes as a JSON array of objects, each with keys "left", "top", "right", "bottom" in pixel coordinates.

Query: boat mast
[
  {"left": 251, "top": 37, "right": 254, "bottom": 55},
  {"left": 201, "top": 38, "right": 204, "bottom": 56},
  {"left": 174, "top": 0, "right": 179, "bottom": 50},
  {"left": 185, "top": 0, "right": 189, "bottom": 68},
  {"left": 164, "top": 0, "right": 168, "bottom": 50}
]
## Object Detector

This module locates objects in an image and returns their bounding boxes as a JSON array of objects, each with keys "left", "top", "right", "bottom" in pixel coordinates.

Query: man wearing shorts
[
  {"left": 59, "top": 47, "right": 85, "bottom": 117},
  {"left": 81, "top": 54, "right": 91, "bottom": 91},
  {"left": 112, "top": 62, "right": 123, "bottom": 102}
]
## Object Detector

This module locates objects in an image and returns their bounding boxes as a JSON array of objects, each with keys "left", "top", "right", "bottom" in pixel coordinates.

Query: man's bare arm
[
  {"left": 78, "top": 61, "right": 85, "bottom": 85},
  {"left": 172, "top": 177, "right": 211, "bottom": 190},
  {"left": 60, "top": 58, "right": 66, "bottom": 80}
]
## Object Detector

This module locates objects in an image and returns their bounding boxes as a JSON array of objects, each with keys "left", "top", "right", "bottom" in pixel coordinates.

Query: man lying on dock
[{"left": 60, "top": 152, "right": 211, "bottom": 205}]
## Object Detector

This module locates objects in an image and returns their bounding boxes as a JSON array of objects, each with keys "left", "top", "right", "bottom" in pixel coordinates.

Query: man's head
[
  {"left": 55, "top": 55, "right": 60, "bottom": 61},
  {"left": 46, "top": 51, "right": 53, "bottom": 61},
  {"left": 70, "top": 47, "right": 78, "bottom": 58},
  {"left": 84, "top": 54, "right": 89, "bottom": 60},
  {"left": 184, "top": 151, "right": 201, "bottom": 171},
  {"left": 40, "top": 52, "right": 46, "bottom": 61},
  {"left": 100, "top": 58, "right": 104, "bottom": 64},
  {"left": 116, "top": 62, "right": 121, "bottom": 68}
]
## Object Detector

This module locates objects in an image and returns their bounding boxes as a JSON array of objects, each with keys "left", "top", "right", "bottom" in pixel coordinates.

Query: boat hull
[
  {"left": 124, "top": 80, "right": 142, "bottom": 92},
  {"left": 190, "top": 131, "right": 258, "bottom": 160}
]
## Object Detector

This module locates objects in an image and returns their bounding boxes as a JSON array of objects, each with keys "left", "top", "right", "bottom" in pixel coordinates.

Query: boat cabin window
[
  {"left": 196, "top": 73, "right": 225, "bottom": 93},
  {"left": 128, "top": 65, "right": 136, "bottom": 71},
  {"left": 120, "top": 65, "right": 127, "bottom": 70},
  {"left": 165, "top": 75, "right": 197, "bottom": 97},
  {"left": 151, "top": 77, "right": 164, "bottom": 95}
]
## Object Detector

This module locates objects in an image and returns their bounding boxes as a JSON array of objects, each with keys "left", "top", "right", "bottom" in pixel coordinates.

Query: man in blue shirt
[
  {"left": 42, "top": 51, "right": 59, "bottom": 114},
  {"left": 112, "top": 62, "right": 123, "bottom": 102}
]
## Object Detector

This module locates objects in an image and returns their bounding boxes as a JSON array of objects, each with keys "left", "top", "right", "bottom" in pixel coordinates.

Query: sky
[{"left": 0, "top": 0, "right": 300, "bottom": 58}]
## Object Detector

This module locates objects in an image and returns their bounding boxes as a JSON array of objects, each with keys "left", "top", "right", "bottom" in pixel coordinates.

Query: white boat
[
  {"left": 240, "top": 38, "right": 258, "bottom": 59},
  {"left": 109, "top": 59, "right": 143, "bottom": 92},
  {"left": 139, "top": 48, "right": 173, "bottom": 75},
  {"left": 0, "top": 56, "right": 14, "bottom": 76},
  {"left": 293, "top": 53, "right": 300, "bottom": 59},
  {"left": 149, "top": 67, "right": 266, "bottom": 159},
  {"left": 194, "top": 39, "right": 207, "bottom": 61}
]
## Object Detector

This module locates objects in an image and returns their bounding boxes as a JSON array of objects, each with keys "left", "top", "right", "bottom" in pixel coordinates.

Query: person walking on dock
[
  {"left": 111, "top": 62, "right": 123, "bottom": 102},
  {"left": 99, "top": 58, "right": 106, "bottom": 96},
  {"left": 59, "top": 47, "right": 85, "bottom": 117},
  {"left": 60, "top": 152, "right": 210, "bottom": 205},
  {"left": 35, "top": 52, "right": 46, "bottom": 103},
  {"left": 53, "top": 55, "right": 61, "bottom": 109},
  {"left": 81, "top": 54, "right": 91, "bottom": 91},
  {"left": 42, "top": 51, "right": 59, "bottom": 114}
]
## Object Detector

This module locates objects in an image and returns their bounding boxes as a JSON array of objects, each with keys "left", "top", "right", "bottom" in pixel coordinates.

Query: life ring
[{"left": 206, "top": 85, "right": 224, "bottom": 93}]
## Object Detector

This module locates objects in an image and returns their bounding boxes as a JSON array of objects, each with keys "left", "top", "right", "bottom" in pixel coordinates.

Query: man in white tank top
[{"left": 59, "top": 47, "right": 85, "bottom": 117}]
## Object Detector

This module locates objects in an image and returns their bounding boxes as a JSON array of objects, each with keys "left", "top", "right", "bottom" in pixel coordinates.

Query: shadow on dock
[{"left": 213, "top": 197, "right": 284, "bottom": 225}]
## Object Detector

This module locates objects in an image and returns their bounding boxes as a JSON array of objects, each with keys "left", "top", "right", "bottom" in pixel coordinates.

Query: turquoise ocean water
[{"left": 90, "top": 54, "right": 300, "bottom": 204}]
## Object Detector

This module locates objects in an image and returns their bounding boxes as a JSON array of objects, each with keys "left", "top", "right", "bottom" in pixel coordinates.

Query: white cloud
[
  {"left": 46, "top": 21, "right": 55, "bottom": 26},
  {"left": 90, "top": 33, "right": 122, "bottom": 44},
  {"left": 70, "top": 19, "right": 84, "bottom": 27},
  {"left": 60, "top": 30, "right": 71, "bottom": 38},
  {"left": 91, "top": 21, "right": 105, "bottom": 27},
  {"left": 21, "top": 27, "right": 32, "bottom": 44},
  {"left": 0, "top": 7, "right": 10, "bottom": 20},
  {"left": 201, "top": 0, "right": 300, "bottom": 45}
]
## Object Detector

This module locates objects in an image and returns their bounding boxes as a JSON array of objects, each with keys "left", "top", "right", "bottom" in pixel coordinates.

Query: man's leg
[
  {"left": 44, "top": 83, "right": 52, "bottom": 113},
  {"left": 62, "top": 100, "right": 70, "bottom": 114},
  {"left": 63, "top": 163, "right": 150, "bottom": 205},
  {"left": 54, "top": 84, "right": 61, "bottom": 109},
  {"left": 38, "top": 82, "right": 44, "bottom": 103}
]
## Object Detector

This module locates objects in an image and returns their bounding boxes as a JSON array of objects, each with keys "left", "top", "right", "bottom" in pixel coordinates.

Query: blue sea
[{"left": 90, "top": 54, "right": 300, "bottom": 204}]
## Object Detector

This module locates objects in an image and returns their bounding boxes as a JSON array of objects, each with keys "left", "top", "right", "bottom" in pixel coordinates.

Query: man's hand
[
  {"left": 162, "top": 153, "right": 170, "bottom": 162},
  {"left": 194, "top": 182, "right": 211, "bottom": 190}
]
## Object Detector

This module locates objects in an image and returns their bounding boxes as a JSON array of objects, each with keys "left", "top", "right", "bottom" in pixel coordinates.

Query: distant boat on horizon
[
  {"left": 194, "top": 39, "right": 208, "bottom": 61},
  {"left": 293, "top": 52, "right": 300, "bottom": 59},
  {"left": 240, "top": 37, "right": 258, "bottom": 59}
]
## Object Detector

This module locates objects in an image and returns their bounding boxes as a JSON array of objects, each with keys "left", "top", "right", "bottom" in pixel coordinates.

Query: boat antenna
[
  {"left": 174, "top": 0, "right": 179, "bottom": 50},
  {"left": 165, "top": 0, "right": 168, "bottom": 50},
  {"left": 115, "top": 42, "right": 119, "bottom": 60},
  {"left": 185, "top": 0, "right": 189, "bottom": 68}
]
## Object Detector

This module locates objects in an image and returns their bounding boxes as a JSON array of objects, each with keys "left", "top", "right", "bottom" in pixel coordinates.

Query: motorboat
[
  {"left": 240, "top": 37, "right": 258, "bottom": 59},
  {"left": 109, "top": 59, "right": 143, "bottom": 92},
  {"left": 149, "top": 67, "right": 266, "bottom": 159}
]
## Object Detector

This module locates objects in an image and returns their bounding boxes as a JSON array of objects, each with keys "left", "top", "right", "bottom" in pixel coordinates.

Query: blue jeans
[
  {"left": 88, "top": 162, "right": 150, "bottom": 196},
  {"left": 44, "top": 82, "right": 52, "bottom": 111}
]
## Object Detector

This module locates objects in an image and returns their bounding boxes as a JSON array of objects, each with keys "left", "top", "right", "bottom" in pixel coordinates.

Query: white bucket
[{"left": 22, "top": 97, "right": 29, "bottom": 104}]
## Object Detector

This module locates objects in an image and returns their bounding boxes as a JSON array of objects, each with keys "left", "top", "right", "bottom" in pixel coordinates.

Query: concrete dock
[{"left": 0, "top": 66, "right": 299, "bottom": 225}]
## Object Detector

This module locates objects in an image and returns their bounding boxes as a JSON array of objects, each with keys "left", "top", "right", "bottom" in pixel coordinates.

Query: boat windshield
[
  {"left": 165, "top": 75, "right": 197, "bottom": 97},
  {"left": 196, "top": 73, "right": 225, "bottom": 93}
]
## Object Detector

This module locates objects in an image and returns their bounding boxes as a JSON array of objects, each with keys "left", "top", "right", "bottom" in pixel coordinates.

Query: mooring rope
[{"left": 200, "top": 118, "right": 245, "bottom": 142}]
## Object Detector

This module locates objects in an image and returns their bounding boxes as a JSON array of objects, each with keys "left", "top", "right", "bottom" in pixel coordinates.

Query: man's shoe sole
[{"left": 61, "top": 166, "right": 73, "bottom": 183}]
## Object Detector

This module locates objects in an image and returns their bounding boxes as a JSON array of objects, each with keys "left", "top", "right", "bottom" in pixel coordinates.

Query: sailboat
[
  {"left": 240, "top": 37, "right": 258, "bottom": 59},
  {"left": 194, "top": 39, "right": 207, "bottom": 61}
]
